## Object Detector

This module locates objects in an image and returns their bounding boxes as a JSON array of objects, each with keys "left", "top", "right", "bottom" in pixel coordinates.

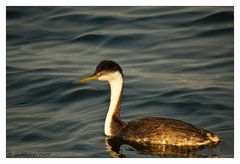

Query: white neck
[{"left": 104, "top": 71, "right": 123, "bottom": 136}]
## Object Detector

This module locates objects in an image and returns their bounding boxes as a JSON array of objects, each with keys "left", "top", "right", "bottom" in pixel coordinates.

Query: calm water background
[{"left": 6, "top": 6, "right": 234, "bottom": 158}]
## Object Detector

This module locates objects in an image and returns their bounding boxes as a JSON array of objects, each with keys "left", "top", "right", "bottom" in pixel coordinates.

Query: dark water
[{"left": 6, "top": 6, "right": 234, "bottom": 158}]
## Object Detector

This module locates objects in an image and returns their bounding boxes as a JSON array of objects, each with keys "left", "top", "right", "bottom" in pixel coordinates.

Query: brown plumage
[{"left": 118, "top": 117, "right": 219, "bottom": 146}]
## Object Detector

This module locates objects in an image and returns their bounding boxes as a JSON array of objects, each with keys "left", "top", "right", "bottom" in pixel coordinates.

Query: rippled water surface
[{"left": 6, "top": 6, "right": 234, "bottom": 158}]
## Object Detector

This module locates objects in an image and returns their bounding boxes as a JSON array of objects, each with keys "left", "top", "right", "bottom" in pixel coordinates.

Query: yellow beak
[{"left": 75, "top": 74, "right": 97, "bottom": 83}]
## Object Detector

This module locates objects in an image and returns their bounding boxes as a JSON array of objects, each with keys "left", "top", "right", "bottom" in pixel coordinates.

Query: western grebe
[{"left": 76, "top": 60, "right": 220, "bottom": 147}]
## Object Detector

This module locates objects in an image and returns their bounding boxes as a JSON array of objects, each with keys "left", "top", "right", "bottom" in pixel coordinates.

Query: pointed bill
[{"left": 75, "top": 75, "right": 97, "bottom": 83}]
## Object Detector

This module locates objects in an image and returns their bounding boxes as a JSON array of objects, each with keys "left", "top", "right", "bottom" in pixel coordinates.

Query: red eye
[
  {"left": 98, "top": 72, "right": 104, "bottom": 76},
  {"left": 99, "top": 71, "right": 108, "bottom": 76}
]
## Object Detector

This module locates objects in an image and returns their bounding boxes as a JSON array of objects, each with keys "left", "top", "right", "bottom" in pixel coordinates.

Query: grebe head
[
  {"left": 76, "top": 60, "right": 124, "bottom": 136},
  {"left": 76, "top": 60, "right": 123, "bottom": 83}
]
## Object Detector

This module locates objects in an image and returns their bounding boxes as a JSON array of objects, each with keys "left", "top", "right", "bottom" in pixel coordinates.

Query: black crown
[{"left": 95, "top": 60, "right": 123, "bottom": 75}]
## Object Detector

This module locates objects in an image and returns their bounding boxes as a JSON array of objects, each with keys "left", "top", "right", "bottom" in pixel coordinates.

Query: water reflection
[{"left": 105, "top": 137, "right": 220, "bottom": 158}]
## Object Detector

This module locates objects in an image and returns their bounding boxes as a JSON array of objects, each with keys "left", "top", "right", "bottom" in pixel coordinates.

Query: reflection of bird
[
  {"left": 105, "top": 137, "right": 220, "bottom": 158},
  {"left": 76, "top": 60, "right": 220, "bottom": 147}
]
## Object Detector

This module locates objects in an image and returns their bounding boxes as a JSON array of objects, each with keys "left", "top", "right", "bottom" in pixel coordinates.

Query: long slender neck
[{"left": 104, "top": 72, "right": 123, "bottom": 136}]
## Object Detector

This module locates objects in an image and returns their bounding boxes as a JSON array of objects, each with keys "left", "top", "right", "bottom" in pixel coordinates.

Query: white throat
[{"left": 103, "top": 71, "right": 123, "bottom": 136}]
